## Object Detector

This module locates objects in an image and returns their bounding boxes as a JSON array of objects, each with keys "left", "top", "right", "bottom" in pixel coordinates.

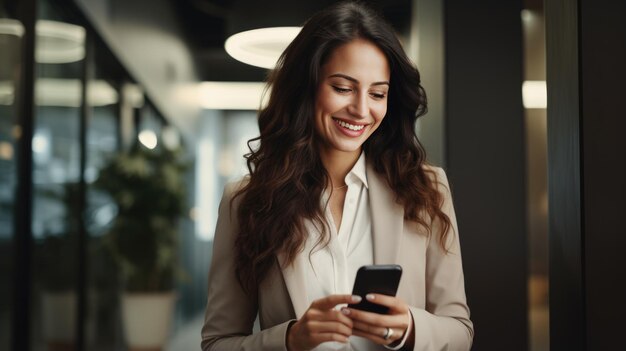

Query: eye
[
  {"left": 332, "top": 86, "right": 352, "bottom": 94},
  {"left": 370, "top": 92, "right": 387, "bottom": 100}
]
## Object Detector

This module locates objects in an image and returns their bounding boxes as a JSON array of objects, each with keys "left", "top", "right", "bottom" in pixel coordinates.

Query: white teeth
[{"left": 334, "top": 118, "right": 365, "bottom": 131}]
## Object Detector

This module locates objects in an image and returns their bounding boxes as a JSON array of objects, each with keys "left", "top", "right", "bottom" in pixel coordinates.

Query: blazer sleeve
[
  {"left": 201, "top": 181, "right": 293, "bottom": 351},
  {"left": 408, "top": 167, "right": 474, "bottom": 351}
]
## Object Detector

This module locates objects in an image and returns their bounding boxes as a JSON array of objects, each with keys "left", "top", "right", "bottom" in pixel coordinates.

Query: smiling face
[{"left": 314, "top": 38, "right": 391, "bottom": 161}]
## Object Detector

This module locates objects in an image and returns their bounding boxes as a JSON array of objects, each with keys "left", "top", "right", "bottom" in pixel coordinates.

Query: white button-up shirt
[{"left": 303, "top": 152, "right": 378, "bottom": 350}]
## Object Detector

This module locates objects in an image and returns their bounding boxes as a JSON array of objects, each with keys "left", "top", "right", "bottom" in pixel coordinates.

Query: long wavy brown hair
[{"left": 232, "top": 1, "right": 452, "bottom": 294}]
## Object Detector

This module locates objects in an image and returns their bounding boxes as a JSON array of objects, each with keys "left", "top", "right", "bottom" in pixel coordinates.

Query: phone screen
[{"left": 347, "top": 264, "right": 402, "bottom": 314}]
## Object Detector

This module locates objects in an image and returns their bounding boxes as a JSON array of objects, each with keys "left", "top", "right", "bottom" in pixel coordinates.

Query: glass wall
[
  {"left": 3, "top": 0, "right": 212, "bottom": 349},
  {"left": 84, "top": 47, "right": 124, "bottom": 351},
  {"left": 31, "top": 1, "right": 85, "bottom": 349},
  {"left": 0, "top": 4, "right": 21, "bottom": 350},
  {"left": 3, "top": 0, "right": 190, "bottom": 349}
]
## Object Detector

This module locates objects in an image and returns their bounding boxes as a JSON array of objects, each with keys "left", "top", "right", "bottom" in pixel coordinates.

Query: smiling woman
[
  {"left": 315, "top": 39, "right": 390, "bottom": 158},
  {"left": 201, "top": 2, "right": 473, "bottom": 351}
]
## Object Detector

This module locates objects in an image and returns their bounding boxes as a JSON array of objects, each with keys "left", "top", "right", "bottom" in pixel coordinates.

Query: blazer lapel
[
  {"left": 367, "top": 162, "right": 404, "bottom": 264},
  {"left": 277, "top": 251, "right": 309, "bottom": 318},
  {"left": 277, "top": 162, "right": 403, "bottom": 318}
]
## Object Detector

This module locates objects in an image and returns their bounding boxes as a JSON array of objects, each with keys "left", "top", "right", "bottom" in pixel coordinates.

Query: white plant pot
[
  {"left": 121, "top": 292, "right": 177, "bottom": 350},
  {"left": 41, "top": 290, "right": 76, "bottom": 344},
  {"left": 41, "top": 290, "right": 97, "bottom": 350}
]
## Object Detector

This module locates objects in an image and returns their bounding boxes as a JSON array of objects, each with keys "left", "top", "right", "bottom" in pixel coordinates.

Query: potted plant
[{"left": 95, "top": 142, "right": 187, "bottom": 351}]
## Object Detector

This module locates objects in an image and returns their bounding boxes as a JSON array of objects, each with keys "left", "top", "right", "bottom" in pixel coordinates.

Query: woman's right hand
[{"left": 286, "top": 294, "right": 361, "bottom": 351}]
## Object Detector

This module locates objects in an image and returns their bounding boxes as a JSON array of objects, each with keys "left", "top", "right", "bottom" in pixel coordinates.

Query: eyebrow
[{"left": 328, "top": 73, "right": 390, "bottom": 87}]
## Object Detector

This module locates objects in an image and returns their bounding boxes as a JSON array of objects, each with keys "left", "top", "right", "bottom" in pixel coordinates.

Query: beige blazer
[{"left": 201, "top": 164, "right": 474, "bottom": 351}]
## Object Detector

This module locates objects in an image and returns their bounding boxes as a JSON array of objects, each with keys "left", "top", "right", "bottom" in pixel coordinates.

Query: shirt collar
[{"left": 345, "top": 152, "right": 368, "bottom": 189}]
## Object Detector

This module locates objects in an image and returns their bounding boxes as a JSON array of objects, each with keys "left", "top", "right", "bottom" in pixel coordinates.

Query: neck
[{"left": 319, "top": 147, "right": 361, "bottom": 188}]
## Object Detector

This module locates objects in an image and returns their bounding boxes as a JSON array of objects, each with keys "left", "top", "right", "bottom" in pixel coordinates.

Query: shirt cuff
[
  {"left": 384, "top": 311, "right": 413, "bottom": 351},
  {"left": 284, "top": 319, "right": 298, "bottom": 350}
]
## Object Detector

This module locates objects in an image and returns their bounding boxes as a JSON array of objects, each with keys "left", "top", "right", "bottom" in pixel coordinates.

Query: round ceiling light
[
  {"left": 0, "top": 19, "right": 86, "bottom": 63},
  {"left": 224, "top": 27, "right": 301, "bottom": 69},
  {"left": 36, "top": 20, "right": 86, "bottom": 64},
  {"left": 0, "top": 18, "right": 25, "bottom": 37}
]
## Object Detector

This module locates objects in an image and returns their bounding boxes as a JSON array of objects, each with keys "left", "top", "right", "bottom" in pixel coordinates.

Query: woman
[{"left": 201, "top": 2, "right": 473, "bottom": 350}]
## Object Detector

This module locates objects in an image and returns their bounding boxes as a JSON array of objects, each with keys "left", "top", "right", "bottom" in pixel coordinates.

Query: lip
[
  {"left": 332, "top": 117, "right": 368, "bottom": 137},
  {"left": 332, "top": 117, "right": 369, "bottom": 126}
]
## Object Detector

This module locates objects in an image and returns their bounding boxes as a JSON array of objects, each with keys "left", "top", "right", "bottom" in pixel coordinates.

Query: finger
[
  {"left": 312, "top": 294, "right": 362, "bottom": 310},
  {"left": 304, "top": 307, "right": 353, "bottom": 329},
  {"left": 341, "top": 307, "right": 396, "bottom": 327},
  {"left": 311, "top": 332, "right": 349, "bottom": 344},
  {"left": 301, "top": 308, "right": 323, "bottom": 322},
  {"left": 352, "top": 321, "right": 404, "bottom": 340},
  {"left": 323, "top": 309, "right": 354, "bottom": 328},
  {"left": 307, "top": 320, "right": 352, "bottom": 337},
  {"left": 341, "top": 307, "right": 410, "bottom": 331},
  {"left": 363, "top": 294, "right": 408, "bottom": 314},
  {"left": 351, "top": 320, "right": 382, "bottom": 335},
  {"left": 352, "top": 328, "right": 402, "bottom": 345},
  {"left": 303, "top": 307, "right": 353, "bottom": 330}
]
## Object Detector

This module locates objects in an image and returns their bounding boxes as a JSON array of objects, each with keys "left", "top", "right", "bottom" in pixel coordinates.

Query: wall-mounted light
[
  {"left": 195, "top": 139, "right": 216, "bottom": 241},
  {"left": 522, "top": 80, "right": 547, "bottom": 109},
  {"left": 225, "top": 27, "right": 301, "bottom": 69}
]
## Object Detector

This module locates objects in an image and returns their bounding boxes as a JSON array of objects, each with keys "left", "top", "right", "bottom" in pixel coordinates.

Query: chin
[{"left": 329, "top": 140, "right": 366, "bottom": 153}]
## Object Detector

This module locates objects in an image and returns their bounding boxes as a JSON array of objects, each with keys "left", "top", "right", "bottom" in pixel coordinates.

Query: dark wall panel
[
  {"left": 580, "top": 0, "right": 626, "bottom": 350},
  {"left": 546, "top": 0, "right": 626, "bottom": 350},
  {"left": 444, "top": 1, "right": 527, "bottom": 350},
  {"left": 544, "top": 0, "right": 585, "bottom": 349}
]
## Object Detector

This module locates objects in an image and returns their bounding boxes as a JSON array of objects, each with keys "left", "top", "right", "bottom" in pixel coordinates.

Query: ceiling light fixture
[
  {"left": 198, "top": 81, "right": 268, "bottom": 110},
  {"left": 0, "top": 19, "right": 85, "bottom": 63},
  {"left": 0, "top": 18, "right": 24, "bottom": 37},
  {"left": 0, "top": 79, "right": 118, "bottom": 107},
  {"left": 224, "top": 27, "right": 301, "bottom": 69},
  {"left": 36, "top": 20, "right": 86, "bottom": 63}
]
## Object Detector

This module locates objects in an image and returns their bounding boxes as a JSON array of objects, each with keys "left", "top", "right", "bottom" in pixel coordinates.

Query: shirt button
[{"left": 349, "top": 198, "right": 355, "bottom": 204}]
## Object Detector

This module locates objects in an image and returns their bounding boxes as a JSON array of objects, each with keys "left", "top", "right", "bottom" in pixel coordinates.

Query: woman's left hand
[{"left": 341, "top": 294, "right": 412, "bottom": 347}]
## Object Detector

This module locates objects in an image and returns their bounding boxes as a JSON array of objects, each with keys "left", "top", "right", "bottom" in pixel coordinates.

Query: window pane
[
  {"left": 31, "top": 1, "right": 85, "bottom": 348},
  {"left": 85, "top": 60, "right": 124, "bottom": 351}
]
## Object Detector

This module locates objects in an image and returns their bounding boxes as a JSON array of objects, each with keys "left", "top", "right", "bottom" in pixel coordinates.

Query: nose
[{"left": 348, "top": 92, "right": 369, "bottom": 119}]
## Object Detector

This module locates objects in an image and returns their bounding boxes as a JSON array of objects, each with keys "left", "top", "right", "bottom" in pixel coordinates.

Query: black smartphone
[{"left": 347, "top": 264, "right": 402, "bottom": 314}]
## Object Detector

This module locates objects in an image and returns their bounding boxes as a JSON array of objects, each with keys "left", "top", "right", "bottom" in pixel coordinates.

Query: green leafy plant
[{"left": 95, "top": 144, "right": 187, "bottom": 292}]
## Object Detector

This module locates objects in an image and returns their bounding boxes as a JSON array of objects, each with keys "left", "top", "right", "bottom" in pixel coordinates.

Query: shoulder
[
  {"left": 421, "top": 164, "right": 453, "bottom": 200},
  {"left": 222, "top": 176, "right": 250, "bottom": 200},
  {"left": 422, "top": 164, "right": 448, "bottom": 184},
  {"left": 217, "top": 177, "right": 250, "bottom": 219}
]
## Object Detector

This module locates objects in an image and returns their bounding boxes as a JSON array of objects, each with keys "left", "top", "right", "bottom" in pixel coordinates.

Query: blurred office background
[{"left": 1, "top": 0, "right": 624, "bottom": 350}]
